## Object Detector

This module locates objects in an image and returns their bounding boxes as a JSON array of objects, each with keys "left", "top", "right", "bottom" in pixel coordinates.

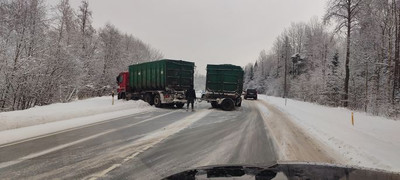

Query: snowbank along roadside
[
  {"left": 0, "top": 97, "right": 153, "bottom": 145},
  {"left": 255, "top": 100, "right": 339, "bottom": 164},
  {"left": 0, "top": 96, "right": 151, "bottom": 131},
  {"left": 260, "top": 95, "right": 400, "bottom": 172}
]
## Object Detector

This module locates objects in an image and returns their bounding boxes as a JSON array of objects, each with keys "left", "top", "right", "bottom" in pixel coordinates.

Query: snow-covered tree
[
  {"left": 324, "top": 0, "right": 362, "bottom": 107},
  {"left": 0, "top": 0, "right": 163, "bottom": 111},
  {"left": 244, "top": 0, "right": 399, "bottom": 117}
]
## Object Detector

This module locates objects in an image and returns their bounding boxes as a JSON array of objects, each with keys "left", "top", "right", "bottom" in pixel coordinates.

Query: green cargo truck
[
  {"left": 203, "top": 64, "right": 244, "bottom": 111},
  {"left": 116, "top": 59, "right": 195, "bottom": 108}
]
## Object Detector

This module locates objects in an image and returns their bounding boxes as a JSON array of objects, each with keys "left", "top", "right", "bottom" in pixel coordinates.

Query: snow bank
[
  {"left": 260, "top": 95, "right": 400, "bottom": 172},
  {"left": 0, "top": 97, "right": 153, "bottom": 145},
  {"left": 0, "top": 96, "right": 151, "bottom": 131}
]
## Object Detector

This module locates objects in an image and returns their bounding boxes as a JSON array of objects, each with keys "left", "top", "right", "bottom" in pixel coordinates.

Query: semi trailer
[
  {"left": 202, "top": 64, "right": 244, "bottom": 111},
  {"left": 116, "top": 59, "right": 195, "bottom": 108}
]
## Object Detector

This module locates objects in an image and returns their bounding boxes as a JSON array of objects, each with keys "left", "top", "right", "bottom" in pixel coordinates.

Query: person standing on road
[{"left": 185, "top": 85, "right": 196, "bottom": 111}]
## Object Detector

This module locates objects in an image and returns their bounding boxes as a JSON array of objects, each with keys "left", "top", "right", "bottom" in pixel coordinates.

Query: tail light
[{"left": 165, "top": 94, "right": 170, "bottom": 98}]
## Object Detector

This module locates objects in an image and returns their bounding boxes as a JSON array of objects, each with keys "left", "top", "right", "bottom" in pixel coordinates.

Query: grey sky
[{"left": 64, "top": 0, "right": 328, "bottom": 74}]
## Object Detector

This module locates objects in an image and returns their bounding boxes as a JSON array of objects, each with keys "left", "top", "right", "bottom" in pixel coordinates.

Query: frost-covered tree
[
  {"left": 324, "top": 0, "right": 362, "bottom": 107},
  {"left": 244, "top": 0, "right": 399, "bottom": 117},
  {"left": 0, "top": 0, "right": 163, "bottom": 111},
  {"left": 326, "top": 52, "right": 341, "bottom": 106},
  {"left": 0, "top": 0, "right": 48, "bottom": 110}
]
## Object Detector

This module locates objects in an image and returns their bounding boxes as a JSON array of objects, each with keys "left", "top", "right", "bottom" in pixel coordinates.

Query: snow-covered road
[
  {"left": 0, "top": 95, "right": 398, "bottom": 179},
  {"left": 0, "top": 100, "right": 284, "bottom": 179}
]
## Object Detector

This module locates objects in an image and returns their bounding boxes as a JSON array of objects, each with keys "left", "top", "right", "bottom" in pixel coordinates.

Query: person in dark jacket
[{"left": 185, "top": 85, "right": 196, "bottom": 110}]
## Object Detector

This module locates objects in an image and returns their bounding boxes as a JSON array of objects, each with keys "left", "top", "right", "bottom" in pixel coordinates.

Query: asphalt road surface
[{"left": 0, "top": 100, "right": 277, "bottom": 180}]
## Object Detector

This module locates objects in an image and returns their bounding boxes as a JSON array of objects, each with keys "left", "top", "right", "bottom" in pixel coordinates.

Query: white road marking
[
  {"left": 90, "top": 164, "right": 122, "bottom": 179},
  {"left": 87, "top": 152, "right": 141, "bottom": 180},
  {"left": 0, "top": 111, "right": 176, "bottom": 169}
]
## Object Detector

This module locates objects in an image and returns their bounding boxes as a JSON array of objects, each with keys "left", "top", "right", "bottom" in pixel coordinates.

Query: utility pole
[
  {"left": 284, "top": 36, "right": 289, "bottom": 106},
  {"left": 365, "top": 59, "right": 368, "bottom": 112}
]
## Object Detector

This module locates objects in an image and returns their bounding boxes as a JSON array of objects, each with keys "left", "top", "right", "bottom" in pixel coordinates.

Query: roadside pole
[
  {"left": 112, "top": 91, "right": 115, "bottom": 105},
  {"left": 284, "top": 36, "right": 289, "bottom": 106}
]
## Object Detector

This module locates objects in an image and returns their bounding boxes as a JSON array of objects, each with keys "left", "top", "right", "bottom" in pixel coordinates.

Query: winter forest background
[
  {"left": 244, "top": 0, "right": 400, "bottom": 117},
  {"left": 1, "top": 0, "right": 399, "bottom": 118},
  {"left": 0, "top": 0, "right": 163, "bottom": 111}
]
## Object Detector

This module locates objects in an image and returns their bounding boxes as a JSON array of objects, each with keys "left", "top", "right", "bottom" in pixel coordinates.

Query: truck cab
[{"left": 116, "top": 72, "right": 129, "bottom": 99}]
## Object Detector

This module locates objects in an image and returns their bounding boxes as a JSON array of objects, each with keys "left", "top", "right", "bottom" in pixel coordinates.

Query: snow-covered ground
[
  {"left": 0, "top": 96, "right": 151, "bottom": 131},
  {"left": 0, "top": 97, "right": 152, "bottom": 145},
  {"left": 259, "top": 95, "right": 400, "bottom": 172}
]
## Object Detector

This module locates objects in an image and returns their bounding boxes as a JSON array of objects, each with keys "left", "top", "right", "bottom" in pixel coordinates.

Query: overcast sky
[{"left": 59, "top": 0, "right": 328, "bottom": 74}]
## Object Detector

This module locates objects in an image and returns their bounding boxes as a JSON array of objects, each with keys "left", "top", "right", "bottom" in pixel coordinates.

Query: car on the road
[{"left": 244, "top": 89, "right": 257, "bottom": 100}]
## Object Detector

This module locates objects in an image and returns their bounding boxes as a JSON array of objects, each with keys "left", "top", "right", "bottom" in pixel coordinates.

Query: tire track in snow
[
  {"left": 0, "top": 111, "right": 177, "bottom": 170},
  {"left": 84, "top": 109, "right": 211, "bottom": 180},
  {"left": 256, "top": 100, "right": 340, "bottom": 163}
]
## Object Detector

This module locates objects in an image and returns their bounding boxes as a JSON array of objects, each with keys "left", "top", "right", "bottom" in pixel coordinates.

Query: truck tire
[
  {"left": 144, "top": 94, "right": 154, "bottom": 105},
  {"left": 154, "top": 94, "right": 162, "bottom": 107},
  {"left": 211, "top": 101, "right": 218, "bottom": 108},
  {"left": 221, "top": 98, "right": 235, "bottom": 111},
  {"left": 175, "top": 103, "right": 184, "bottom": 108},
  {"left": 117, "top": 93, "right": 121, "bottom": 99}
]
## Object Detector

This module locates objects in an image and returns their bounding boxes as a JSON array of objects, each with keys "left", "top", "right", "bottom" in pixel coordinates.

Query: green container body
[
  {"left": 206, "top": 64, "right": 244, "bottom": 94},
  {"left": 128, "top": 59, "right": 194, "bottom": 91}
]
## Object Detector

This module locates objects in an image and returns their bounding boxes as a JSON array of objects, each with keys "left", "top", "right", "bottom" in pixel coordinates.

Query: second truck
[
  {"left": 202, "top": 64, "right": 244, "bottom": 111},
  {"left": 116, "top": 59, "right": 194, "bottom": 108}
]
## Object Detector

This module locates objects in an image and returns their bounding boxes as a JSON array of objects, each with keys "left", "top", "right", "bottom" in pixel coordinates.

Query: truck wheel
[
  {"left": 144, "top": 94, "right": 154, "bottom": 105},
  {"left": 154, "top": 94, "right": 162, "bottom": 107},
  {"left": 117, "top": 93, "right": 121, "bottom": 99},
  {"left": 121, "top": 92, "right": 126, "bottom": 100},
  {"left": 221, "top": 98, "right": 235, "bottom": 111},
  {"left": 176, "top": 103, "right": 184, "bottom": 108},
  {"left": 211, "top": 101, "right": 218, "bottom": 108}
]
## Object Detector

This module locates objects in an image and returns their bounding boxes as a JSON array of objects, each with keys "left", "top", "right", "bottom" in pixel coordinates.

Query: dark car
[{"left": 244, "top": 89, "right": 257, "bottom": 100}]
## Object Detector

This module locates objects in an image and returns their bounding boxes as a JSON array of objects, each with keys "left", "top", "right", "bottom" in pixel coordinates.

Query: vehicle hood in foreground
[{"left": 163, "top": 161, "right": 400, "bottom": 180}]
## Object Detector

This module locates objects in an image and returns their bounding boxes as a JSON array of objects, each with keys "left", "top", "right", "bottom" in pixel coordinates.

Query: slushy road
[{"left": 0, "top": 101, "right": 277, "bottom": 180}]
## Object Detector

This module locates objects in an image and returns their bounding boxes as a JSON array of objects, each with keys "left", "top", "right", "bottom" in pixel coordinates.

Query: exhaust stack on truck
[
  {"left": 116, "top": 59, "right": 194, "bottom": 108},
  {"left": 203, "top": 64, "right": 244, "bottom": 111}
]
